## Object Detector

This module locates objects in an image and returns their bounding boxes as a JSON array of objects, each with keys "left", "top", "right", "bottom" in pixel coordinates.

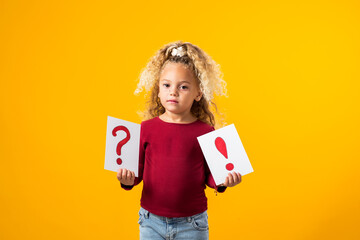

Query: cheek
[
  {"left": 158, "top": 88, "right": 164, "bottom": 97},
  {"left": 158, "top": 90, "right": 167, "bottom": 102}
]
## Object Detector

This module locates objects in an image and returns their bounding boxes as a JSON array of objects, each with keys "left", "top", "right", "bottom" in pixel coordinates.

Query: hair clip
[{"left": 171, "top": 46, "right": 186, "bottom": 57}]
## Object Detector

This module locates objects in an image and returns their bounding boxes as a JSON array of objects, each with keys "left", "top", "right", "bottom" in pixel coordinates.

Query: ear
[{"left": 195, "top": 91, "right": 203, "bottom": 102}]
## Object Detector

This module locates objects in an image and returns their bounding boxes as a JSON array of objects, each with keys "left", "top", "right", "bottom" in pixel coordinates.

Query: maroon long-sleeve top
[{"left": 121, "top": 116, "right": 226, "bottom": 217}]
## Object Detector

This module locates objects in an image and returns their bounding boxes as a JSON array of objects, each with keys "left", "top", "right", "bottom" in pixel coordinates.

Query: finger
[
  {"left": 224, "top": 176, "right": 229, "bottom": 187},
  {"left": 122, "top": 169, "right": 128, "bottom": 180},
  {"left": 228, "top": 173, "right": 234, "bottom": 186},
  {"left": 226, "top": 174, "right": 232, "bottom": 187},
  {"left": 131, "top": 171, "right": 135, "bottom": 180},
  {"left": 237, "top": 173, "right": 242, "bottom": 183},
  {"left": 232, "top": 172, "right": 239, "bottom": 184},
  {"left": 117, "top": 169, "right": 123, "bottom": 179},
  {"left": 127, "top": 170, "right": 131, "bottom": 179}
]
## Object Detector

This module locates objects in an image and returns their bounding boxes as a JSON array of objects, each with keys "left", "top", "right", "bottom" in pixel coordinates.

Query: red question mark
[
  {"left": 215, "top": 137, "right": 234, "bottom": 171},
  {"left": 112, "top": 126, "right": 131, "bottom": 165}
]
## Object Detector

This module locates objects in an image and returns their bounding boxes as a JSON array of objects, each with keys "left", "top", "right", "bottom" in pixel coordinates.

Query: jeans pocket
[
  {"left": 138, "top": 208, "right": 145, "bottom": 225},
  {"left": 191, "top": 211, "right": 209, "bottom": 231}
]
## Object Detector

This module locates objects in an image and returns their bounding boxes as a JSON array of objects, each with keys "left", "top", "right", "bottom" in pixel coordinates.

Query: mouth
[{"left": 167, "top": 100, "right": 178, "bottom": 103}]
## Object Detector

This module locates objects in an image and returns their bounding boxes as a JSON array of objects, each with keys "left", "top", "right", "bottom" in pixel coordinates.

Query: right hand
[{"left": 117, "top": 168, "right": 135, "bottom": 186}]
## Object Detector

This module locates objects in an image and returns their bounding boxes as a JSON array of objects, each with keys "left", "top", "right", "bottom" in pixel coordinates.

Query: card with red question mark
[
  {"left": 104, "top": 116, "right": 140, "bottom": 176},
  {"left": 197, "top": 124, "right": 253, "bottom": 185}
]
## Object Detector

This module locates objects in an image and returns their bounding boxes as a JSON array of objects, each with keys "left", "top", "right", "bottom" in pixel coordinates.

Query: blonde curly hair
[{"left": 134, "top": 40, "right": 227, "bottom": 128}]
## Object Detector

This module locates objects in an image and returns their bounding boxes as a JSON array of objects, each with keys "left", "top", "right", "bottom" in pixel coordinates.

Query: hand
[
  {"left": 221, "top": 172, "right": 242, "bottom": 187},
  {"left": 117, "top": 168, "right": 135, "bottom": 186}
]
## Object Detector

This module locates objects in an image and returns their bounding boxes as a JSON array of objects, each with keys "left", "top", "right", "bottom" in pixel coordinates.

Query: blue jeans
[{"left": 138, "top": 207, "right": 209, "bottom": 240}]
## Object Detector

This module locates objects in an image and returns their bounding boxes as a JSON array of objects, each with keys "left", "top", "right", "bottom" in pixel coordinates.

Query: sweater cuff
[
  {"left": 121, "top": 183, "right": 134, "bottom": 190},
  {"left": 217, "top": 186, "right": 227, "bottom": 193}
]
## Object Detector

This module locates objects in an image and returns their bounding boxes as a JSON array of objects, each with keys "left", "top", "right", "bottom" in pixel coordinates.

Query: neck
[{"left": 159, "top": 111, "right": 197, "bottom": 124}]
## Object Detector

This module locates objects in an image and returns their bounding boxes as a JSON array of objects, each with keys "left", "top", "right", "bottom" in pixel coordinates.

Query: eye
[
  {"left": 163, "top": 83, "right": 170, "bottom": 88},
  {"left": 179, "top": 85, "right": 189, "bottom": 90}
]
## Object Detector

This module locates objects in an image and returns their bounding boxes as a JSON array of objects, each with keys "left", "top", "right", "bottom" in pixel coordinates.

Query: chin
[{"left": 165, "top": 108, "right": 183, "bottom": 114}]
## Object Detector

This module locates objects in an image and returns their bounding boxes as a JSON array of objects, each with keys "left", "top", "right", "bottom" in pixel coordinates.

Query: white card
[
  {"left": 104, "top": 116, "right": 140, "bottom": 176},
  {"left": 197, "top": 124, "right": 253, "bottom": 185}
]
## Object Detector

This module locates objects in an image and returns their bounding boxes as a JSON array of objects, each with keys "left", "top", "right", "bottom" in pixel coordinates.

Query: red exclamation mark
[{"left": 215, "top": 137, "right": 234, "bottom": 171}]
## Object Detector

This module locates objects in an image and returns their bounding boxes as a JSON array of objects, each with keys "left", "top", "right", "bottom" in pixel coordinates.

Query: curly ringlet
[{"left": 134, "top": 40, "right": 227, "bottom": 127}]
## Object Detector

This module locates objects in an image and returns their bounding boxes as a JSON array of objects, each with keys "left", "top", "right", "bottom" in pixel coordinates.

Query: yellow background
[{"left": 1, "top": 0, "right": 359, "bottom": 239}]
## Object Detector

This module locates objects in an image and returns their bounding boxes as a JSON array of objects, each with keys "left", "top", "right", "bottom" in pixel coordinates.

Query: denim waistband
[{"left": 140, "top": 207, "right": 206, "bottom": 224}]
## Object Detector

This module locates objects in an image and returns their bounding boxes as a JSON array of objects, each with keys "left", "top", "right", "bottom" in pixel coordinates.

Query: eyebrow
[{"left": 160, "top": 79, "right": 191, "bottom": 84}]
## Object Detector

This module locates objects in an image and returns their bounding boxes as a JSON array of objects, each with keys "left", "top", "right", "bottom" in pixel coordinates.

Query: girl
[{"left": 117, "top": 41, "right": 242, "bottom": 240}]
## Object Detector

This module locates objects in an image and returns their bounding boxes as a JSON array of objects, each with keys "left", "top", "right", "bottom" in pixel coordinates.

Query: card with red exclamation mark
[{"left": 197, "top": 124, "right": 253, "bottom": 186}]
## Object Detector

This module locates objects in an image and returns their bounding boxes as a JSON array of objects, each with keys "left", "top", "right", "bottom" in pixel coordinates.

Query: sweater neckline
[{"left": 156, "top": 116, "right": 200, "bottom": 125}]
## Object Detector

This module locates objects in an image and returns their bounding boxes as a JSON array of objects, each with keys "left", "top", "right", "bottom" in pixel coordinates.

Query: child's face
[{"left": 158, "top": 62, "right": 202, "bottom": 117}]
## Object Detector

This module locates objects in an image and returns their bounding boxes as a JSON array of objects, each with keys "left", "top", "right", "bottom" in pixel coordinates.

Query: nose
[{"left": 169, "top": 86, "right": 178, "bottom": 96}]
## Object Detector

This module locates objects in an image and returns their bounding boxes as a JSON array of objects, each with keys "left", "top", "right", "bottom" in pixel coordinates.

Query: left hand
[{"left": 221, "top": 172, "right": 242, "bottom": 187}]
